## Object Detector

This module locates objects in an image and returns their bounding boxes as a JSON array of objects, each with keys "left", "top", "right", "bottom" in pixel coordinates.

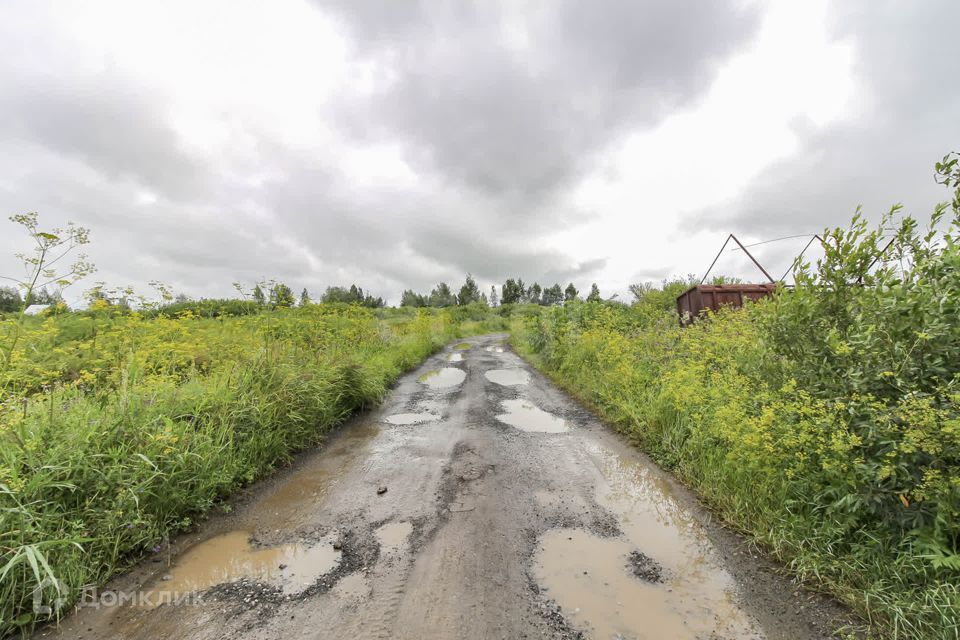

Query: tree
[
  {"left": 457, "top": 273, "right": 481, "bottom": 305},
  {"left": 541, "top": 283, "right": 563, "bottom": 306},
  {"left": 501, "top": 278, "right": 522, "bottom": 304},
  {"left": 2, "top": 213, "right": 94, "bottom": 378},
  {"left": 528, "top": 282, "right": 542, "bottom": 305},
  {"left": 564, "top": 282, "right": 579, "bottom": 302},
  {"left": 0, "top": 286, "right": 22, "bottom": 313},
  {"left": 321, "top": 284, "right": 383, "bottom": 307},
  {"left": 362, "top": 294, "right": 385, "bottom": 308},
  {"left": 300, "top": 288, "right": 311, "bottom": 306},
  {"left": 252, "top": 284, "right": 266, "bottom": 305},
  {"left": 269, "top": 282, "right": 295, "bottom": 308},
  {"left": 429, "top": 282, "right": 457, "bottom": 307},
  {"left": 400, "top": 289, "right": 427, "bottom": 307},
  {"left": 321, "top": 286, "right": 352, "bottom": 304},
  {"left": 489, "top": 285, "right": 498, "bottom": 307},
  {"left": 517, "top": 278, "right": 527, "bottom": 302},
  {"left": 586, "top": 283, "right": 601, "bottom": 302}
]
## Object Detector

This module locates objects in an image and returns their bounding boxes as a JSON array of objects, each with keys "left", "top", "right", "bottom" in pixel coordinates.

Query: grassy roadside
[
  {"left": 510, "top": 297, "right": 958, "bottom": 640},
  {"left": 508, "top": 167, "right": 960, "bottom": 640},
  {"left": 0, "top": 304, "right": 505, "bottom": 637}
]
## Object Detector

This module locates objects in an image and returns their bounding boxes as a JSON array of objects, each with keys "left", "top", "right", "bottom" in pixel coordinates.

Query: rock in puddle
[{"left": 626, "top": 550, "right": 664, "bottom": 583}]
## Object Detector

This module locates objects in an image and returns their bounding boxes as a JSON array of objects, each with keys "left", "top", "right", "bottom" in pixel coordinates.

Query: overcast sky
[{"left": 2, "top": 0, "right": 958, "bottom": 304}]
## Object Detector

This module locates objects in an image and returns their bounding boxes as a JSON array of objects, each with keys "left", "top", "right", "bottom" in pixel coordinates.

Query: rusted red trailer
[{"left": 676, "top": 283, "right": 776, "bottom": 326}]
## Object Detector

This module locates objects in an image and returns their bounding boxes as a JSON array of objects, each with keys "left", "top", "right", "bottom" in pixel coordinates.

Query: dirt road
[{"left": 42, "top": 334, "right": 856, "bottom": 640}]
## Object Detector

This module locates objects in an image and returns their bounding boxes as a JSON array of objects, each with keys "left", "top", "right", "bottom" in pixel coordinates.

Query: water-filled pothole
[
  {"left": 484, "top": 345, "right": 504, "bottom": 353},
  {"left": 383, "top": 412, "right": 440, "bottom": 425},
  {"left": 143, "top": 531, "right": 340, "bottom": 604},
  {"left": 533, "top": 528, "right": 759, "bottom": 639},
  {"left": 453, "top": 342, "right": 472, "bottom": 350},
  {"left": 496, "top": 399, "right": 567, "bottom": 433},
  {"left": 418, "top": 368, "right": 467, "bottom": 388},
  {"left": 375, "top": 521, "right": 413, "bottom": 553},
  {"left": 533, "top": 444, "right": 765, "bottom": 638},
  {"left": 447, "top": 352, "right": 464, "bottom": 362},
  {"left": 484, "top": 368, "right": 530, "bottom": 386}
]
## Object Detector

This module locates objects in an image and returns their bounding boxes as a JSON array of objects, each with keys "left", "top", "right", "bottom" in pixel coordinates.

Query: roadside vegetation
[
  {"left": 0, "top": 216, "right": 505, "bottom": 636},
  {"left": 4, "top": 155, "right": 958, "bottom": 638},
  {"left": 512, "top": 155, "right": 960, "bottom": 639}
]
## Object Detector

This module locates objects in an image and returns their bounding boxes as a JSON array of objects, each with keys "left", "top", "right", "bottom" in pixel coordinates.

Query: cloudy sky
[{"left": 1, "top": 0, "right": 958, "bottom": 304}]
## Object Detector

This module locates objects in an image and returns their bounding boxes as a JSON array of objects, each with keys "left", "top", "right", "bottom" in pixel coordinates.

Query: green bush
[{"left": 513, "top": 157, "right": 960, "bottom": 639}]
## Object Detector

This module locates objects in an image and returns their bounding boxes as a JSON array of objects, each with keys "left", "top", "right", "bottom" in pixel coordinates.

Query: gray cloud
[
  {"left": 0, "top": 0, "right": 759, "bottom": 303},
  {"left": 326, "top": 0, "right": 759, "bottom": 209},
  {"left": 1, "top": 71, "right": 206, "bottom": 202},
  {"left": 690, "top": 1, "right": 960, "bottom": 238}
]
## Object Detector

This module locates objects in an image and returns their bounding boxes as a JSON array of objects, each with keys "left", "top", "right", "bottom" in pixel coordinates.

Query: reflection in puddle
[
  {"left": 496, "top": 399, "right": 567, "bottom": 433},
  {"left": 453, "top": 342, "right": 472, "bottom": 350},
  {"left": 447, "top": 352, "right": 464, "bottom": 362},
  {"left": 418, "top": 368, "right": 467, "bottom": 388},
  {"left": 375, "top": 521, "right": 413, "bottom": 553},
  {"left": 484, "top": 368, "right": 530, "bottom": 386},
  {"left": 383, "top": 412, "right": 440, "bottom": 425},
  {"left": 532, "top": 445, "right": 762, "bottom": 639},
  {"left": 143, "top": 531, "right": 341, "bottom": 604},
  {"left": 484, "top": 346, "right": 504, "bottom": 353}
]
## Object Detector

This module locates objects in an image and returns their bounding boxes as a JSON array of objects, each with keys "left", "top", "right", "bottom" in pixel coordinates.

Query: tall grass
[
  {"left": 0, "top": 304, "right": 473, "bottom": 636},
  {"left": 513, "top": 163, "right": 960, "bottom": 639}
]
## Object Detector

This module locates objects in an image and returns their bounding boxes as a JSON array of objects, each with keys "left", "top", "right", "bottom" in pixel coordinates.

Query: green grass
[
  {"left": 511, "top": 297, "right": 960, "bottom": 640},
  {"left": 0, "top": 304, "right": 485, "bottom": 637}
]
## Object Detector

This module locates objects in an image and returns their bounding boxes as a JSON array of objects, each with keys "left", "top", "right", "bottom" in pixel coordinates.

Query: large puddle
[
  {"left": 418, "top": 368, "right": 466, "bottom": 388},
  {"left": 533, "top": 446, "right": 762, "bottom": 639},
  {"left": 484, "top": 368, "right": 530, "bottom": 386},
  {"left": 383, "top": 412, "right": 440, "bottom": 425},
  {"left": 256, "top": 422, "right": 379, "bottom": 528},
  {"left": 496, "top": 399, "right": 567, "bottom": 433},
  {"left": 143, "top": 531, "right": 341, "bottom": 604}
]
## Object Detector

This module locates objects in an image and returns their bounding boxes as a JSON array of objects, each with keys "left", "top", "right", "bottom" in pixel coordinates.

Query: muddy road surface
[{"left": 42, "top": 334, "right": 856, "bottom": 640}]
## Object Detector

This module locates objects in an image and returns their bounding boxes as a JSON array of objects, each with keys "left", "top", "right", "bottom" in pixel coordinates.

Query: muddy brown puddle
[
  {"left": 255, "top": 422, "right": 379, "bottom": 529},
  {"left": 496, "top": 399, "right": 567, "bottom": 433},
  {"left": 375, "top": 521, "right": 413, "bottom": 553},
  {"left": 418, "top": 367, "right": 467, "bottom": 388},
  {"left": 533, "top": 444, "right": 762, "bottom": 639},
  {"left": 143, "top": 531, "right": 340, "bottom": 605}
]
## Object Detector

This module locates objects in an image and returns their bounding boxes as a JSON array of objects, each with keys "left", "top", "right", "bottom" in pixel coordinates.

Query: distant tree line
[
  {"left": 3, "top": 273, "right": 605, "bottom": 317},
  {"left": 398, "top": 275, "right": 605, "bottom": 308}
]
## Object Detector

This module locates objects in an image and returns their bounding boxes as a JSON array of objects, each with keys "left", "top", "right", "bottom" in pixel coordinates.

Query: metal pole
[
  {"left": 729, "top": 234, "right": 776, "bottom": 283},
  {"left": 700, "top": 234, "right": 733, "bottom": 284}
]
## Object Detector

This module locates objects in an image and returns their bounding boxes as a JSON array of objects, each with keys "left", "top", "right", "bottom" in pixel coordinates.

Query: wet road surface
[{"left": 42, "top": 334, "right": 855, "bottom": 640}]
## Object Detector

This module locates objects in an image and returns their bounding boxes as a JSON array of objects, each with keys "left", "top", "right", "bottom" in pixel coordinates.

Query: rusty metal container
[{"left": 676, "top": 284, "right": 776, "bottom": 325}]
